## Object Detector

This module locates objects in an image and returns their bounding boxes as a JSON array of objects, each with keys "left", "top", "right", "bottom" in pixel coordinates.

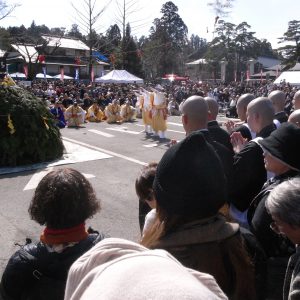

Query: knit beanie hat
[
  {"left": 153, "top": 131, "right": 226, "bottom": 218},
  {"left": 259, "top": 123, "right": 300, "bottom": 171}
]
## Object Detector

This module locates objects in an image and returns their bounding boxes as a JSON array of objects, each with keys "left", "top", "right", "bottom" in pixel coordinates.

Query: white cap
[{"left": 65, "top": 238, "right": 227, "bottom": 300}]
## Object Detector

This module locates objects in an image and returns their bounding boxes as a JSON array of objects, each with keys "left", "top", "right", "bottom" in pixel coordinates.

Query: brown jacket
[{"left": 155, "top": 214, "right": 255, "bottom": 300}]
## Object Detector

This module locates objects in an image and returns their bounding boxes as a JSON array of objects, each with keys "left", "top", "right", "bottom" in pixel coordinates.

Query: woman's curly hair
[{"left": 29, "top": 168, "right": 100, "bottom": 229}]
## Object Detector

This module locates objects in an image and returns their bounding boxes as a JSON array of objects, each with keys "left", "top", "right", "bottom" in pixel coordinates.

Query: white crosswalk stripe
[
  {"left": 143, "top": 143, "right": 158, "bottom": 148},
  {"left": 135, "top": 124, "right": 185, "bottom": 134},
  {"left": 88, "top": 129, "right": 114, "bottom": 137},
  {"left": 167, "top": 122, "right": 183, "bottom": 127},
  {"left": 106, "top": 127, "right": 140, "bottom": 135}
]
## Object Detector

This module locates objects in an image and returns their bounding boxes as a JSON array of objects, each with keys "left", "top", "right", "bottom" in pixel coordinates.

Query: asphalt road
[{"left": 0, "top": 114, "right": 231, "bottom": 276}]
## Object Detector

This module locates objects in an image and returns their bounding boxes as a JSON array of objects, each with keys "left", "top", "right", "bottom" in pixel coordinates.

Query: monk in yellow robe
[
  {"left": 105, "top": 100, "right": 123, "bottom": 124},
  {"left": 86, "top": 101, "right": 104, "bottom": 122},
  {"left": 121, "top": 100, "right": 135, "bottom": 122},
  {"left": 65, "top": 102, "right": 86, "bottom": 127},
  {"left": 151, "top": 88, "right": 167, "bottom": 139},
  {"left": 140, "top": 88, "right": 153, "bottom": 134}
]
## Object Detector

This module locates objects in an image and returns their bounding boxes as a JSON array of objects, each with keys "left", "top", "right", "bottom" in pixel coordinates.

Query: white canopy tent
[
  {"left": 274, "top": 71, "right": 300, "bottom": 86},
  {"left": 185, "top": 58, "right": 208, "bottom": 65},
  {"left": 36, "top": 73, "right": 53, "bottom": 79},
  {"left": 9, "top": 72, "right": 26, "bottom": 78},
  {"left": 53, "top": 74, "right": 74, "bottom": 79},
  {"left": 95, "top": 69, "right": 144, "bottom": 84}
]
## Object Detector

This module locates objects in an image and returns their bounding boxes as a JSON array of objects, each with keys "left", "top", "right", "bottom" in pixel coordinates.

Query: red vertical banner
[
  {"left": 246, "top": 69, "right": 250, "bottom": 81},
  {"left": 23, "top": 65, "right": 28, "bottom": 78},
  {"left": 60, "top": 66, "right": 64, "bottom": 81},
  {"left": 91, "top": 66, "right": 94, "bottom": 83}
]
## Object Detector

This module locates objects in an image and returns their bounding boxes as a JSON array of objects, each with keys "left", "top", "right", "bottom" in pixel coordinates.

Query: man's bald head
[
  {"left": 181, "top": 95, "right": 208, "bottom": 134},
  {"left": 268, "top": 90, "right": 286, "bottom": 112},
  {"left": 204, "top": 97, "right": 219, "bottom": 120},
  {"left": 293, "top": 91, "right": 300, "bottom": 110},
  {"left": 288, "top": 109, "right": 300, "bottom": 127},
  {"left": 247, "top": 97, "right": 275, "bottom": 133},
  {"left": 236, "top": 93, "right": 255, "bottom": 121}
]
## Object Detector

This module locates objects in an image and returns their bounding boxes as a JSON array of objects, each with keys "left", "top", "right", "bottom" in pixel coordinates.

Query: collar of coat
[{"left": 156, "top": 214, "right": 239, "bottom": 248}]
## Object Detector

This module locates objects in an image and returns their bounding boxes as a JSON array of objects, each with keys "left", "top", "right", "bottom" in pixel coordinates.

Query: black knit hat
[
  {"left": 259, "top": 123, "right": 300, "bottom": 171},
  {"left": 153, "top": 131, "right": 226, "bottom": 218}
]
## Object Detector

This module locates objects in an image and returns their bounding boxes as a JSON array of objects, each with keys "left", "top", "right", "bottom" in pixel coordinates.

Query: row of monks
[
  {"left": 51, "top": 87, "right": 168, "bottom": 137},
  {"left": 51, "top": 99, "right": 136, "bottom": 128}
]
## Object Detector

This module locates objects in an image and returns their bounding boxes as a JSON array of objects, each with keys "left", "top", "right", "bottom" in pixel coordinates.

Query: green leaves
[{"left": 0, "top": 86, "right": 64, "bottom": 167}]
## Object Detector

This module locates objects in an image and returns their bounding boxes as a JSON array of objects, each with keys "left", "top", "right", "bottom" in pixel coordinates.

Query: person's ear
[{"left": 182, "top": 114, "right": 188, "bottom": 125}]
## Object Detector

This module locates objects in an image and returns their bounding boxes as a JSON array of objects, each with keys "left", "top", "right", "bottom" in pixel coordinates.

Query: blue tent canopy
[{"left": 92, "top": 51, "right": 109, "bottom": 62}]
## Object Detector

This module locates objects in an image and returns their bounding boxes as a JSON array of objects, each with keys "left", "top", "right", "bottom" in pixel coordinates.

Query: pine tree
[{"left": 0, "top": 85, "right": 64, "bottom": 166}]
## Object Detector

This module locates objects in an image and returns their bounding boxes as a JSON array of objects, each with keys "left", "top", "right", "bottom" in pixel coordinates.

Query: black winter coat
[
  {"left": 228, "top": 124, "right": 276, "bottom": 212},
  {"left": 207, "top": 120, "right": 234, "bottom": 154},
  {"left": 0, "top": 233, "right": 105, "bottom": 300}
]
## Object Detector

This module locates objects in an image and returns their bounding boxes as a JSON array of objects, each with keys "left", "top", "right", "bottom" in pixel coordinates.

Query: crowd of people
[{"left": 1, "top": 78, "right": 300, "bottom": 299}]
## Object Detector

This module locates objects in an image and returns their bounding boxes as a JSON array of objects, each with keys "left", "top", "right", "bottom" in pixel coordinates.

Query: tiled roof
[
  {"left": 41, "top": 35, "right": 89, "bottom": 50},
  {"left": 11, "top": 44, "right": 39, "bottom": 63}
]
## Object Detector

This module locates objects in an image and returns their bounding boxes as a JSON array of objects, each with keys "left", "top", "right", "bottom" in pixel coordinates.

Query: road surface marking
[
  {"left": 106, "top": 127, "right": 140, "bottom": 135},
  {"left": 62, "top": 137, "right": 147, "bottom": 166},
  {"left": 23, "top": 167, "right": 54, "bottom": 190},
  {"left": 135, "top": 124, "right": 185, "bottom": 134},
  {"left": 143, "top": 143, "right": 158, "bottom": 148},
  {"left": 24, "top": 169, "right": 95, "bottom": 191},
  {"left": 167, "top": 122, "right": 183, "bottom": 127},
  {"left": 88, "top": 129, "right": 114, "bottom": 137}
]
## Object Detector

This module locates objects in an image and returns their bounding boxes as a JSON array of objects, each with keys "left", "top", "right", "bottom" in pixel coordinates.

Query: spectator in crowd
[
  {"left": 226, "top": 93, "right": 256, "bottom": 141},
  {"left": 288, "top": 109, "right": 300, "bottom": 127},
  {"left": 64, "top": 238, "right": 228, "bottom": 300},
  {"left": 62, "top": 93, "right": 73, "bottom": 109},
  {"left": 167, "top": 96, "right": 180, "bottom": 116},
  {"left": 82, "top": 92, "right": 92, "bottom": 111},
  {"left": 268, "top": 90, "right": 288, "bottom": 124},
  {"left": 135, "top": 162, "right": 158, "bottom": 234},
  {"left": 65, "top": 101, "right": 86, "bottom": 127},
  {"left": 86, "top": 100, "right": 104, "bottom": 122},
  {"left": 181, "top": 96, "right": 233, "bottom": 192},
  {"left": 50, "top": 100, "right": 66, "bottom": 128},
  {"left": 293, "top": 90, "right": 300, "bottom": 110},
  {"left": 0, "top": 168, "right": 105, "bottom": 300},
  {"left": 229, "top": 97, "right": 276, "bottom": 227},
  {"left": 205, "top": 96, "right": 233, "bottom": 153},
  {"left": 265, "top": 177, "right": 300, "bottom": 300},
  {"left": 247, "top": 123, "right": 300, "bottom": 299},
  {"left": 141, "top": 131, "right": 255, "bottom": 299}
]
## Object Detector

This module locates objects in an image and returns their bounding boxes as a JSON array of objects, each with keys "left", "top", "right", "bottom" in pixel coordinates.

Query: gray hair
[{"left": 266, "top": 177, "right": 300, "bottom": 226}]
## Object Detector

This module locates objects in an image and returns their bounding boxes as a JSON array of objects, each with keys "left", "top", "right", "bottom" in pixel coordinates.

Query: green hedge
[{"left": 0, "top": 86, "right": 64, "bottom": 167}]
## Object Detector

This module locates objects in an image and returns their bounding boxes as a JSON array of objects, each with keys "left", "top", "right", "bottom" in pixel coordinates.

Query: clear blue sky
[{"left": 1, "top": 0, "right": 298, "bottom": 49}]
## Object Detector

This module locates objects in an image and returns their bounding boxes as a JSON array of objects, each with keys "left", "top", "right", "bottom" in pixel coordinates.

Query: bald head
[
  {"left": 181, "top": 95, "right": 208, "bottom": 134},
  {"left": 268, "top": 90, "right": 286, "bottom": 112},
  {"left": 247, "top": 97, "right": 275, "bottom": 133},
  {"left": 293, "top": 91, "right": 300, "bottom": 110},
  {"left": 204, "top": 97, "right": 219, "bottom": 120},
  {"left": 236, "top": 93, "right": 255, "bottom": 121},
  {"left": 288, "top": 109, "right": 300, "bottom": 127}
]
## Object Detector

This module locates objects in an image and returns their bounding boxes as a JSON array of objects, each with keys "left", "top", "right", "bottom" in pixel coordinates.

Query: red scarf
[{"left": 40, "top": 223, "right": 88, "bottom": 245}]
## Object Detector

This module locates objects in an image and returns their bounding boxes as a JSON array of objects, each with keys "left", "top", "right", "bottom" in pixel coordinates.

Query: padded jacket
[{"left": 0, "top": 232, "right": 105, "bottom": 300}]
